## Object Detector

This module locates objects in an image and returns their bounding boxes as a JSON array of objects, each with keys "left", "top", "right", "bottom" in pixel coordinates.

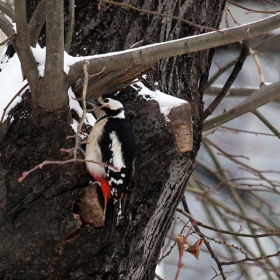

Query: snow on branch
[{"left": 68, "top": 14, "right": 280, "bottom": 86}]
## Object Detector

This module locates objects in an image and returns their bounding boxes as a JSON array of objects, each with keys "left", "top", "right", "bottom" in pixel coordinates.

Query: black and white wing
[{"left": 99, "top": 118, "right": 136, "bottom": 229}]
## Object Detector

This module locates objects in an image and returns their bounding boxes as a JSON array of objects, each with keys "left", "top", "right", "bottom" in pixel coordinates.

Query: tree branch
[
  {"left": 181, "top": 196, "right": 227, "bottom": 280},
  {"left": 203, "top": 81, "right": 280, "bottom": 133},
  {"left": 227, "top": 0, "right": 280, "bottom": 14},
  {"left": 0, "top": 32, "right": 16, "bottom": 46},
  {"left": 39, "top": 0, "right": 68, "bottom": 113},
  {"left": 0, "top": 0, "right": 15, "bottom": 20},
  {"left": 252, "top": 109, "right": 280, "bottom": 139},
  {"left": 0, "top": 83, "right": 29, "bottom": 125},
  {"left": 220, "top": 250, "right": 280, "bottom": 265},
  {"left": 68, "top": 14, "right": 280, "bottom": 87},
  {"left": 177, "top": 208, "right": 280, "bottom": 238},
  {"left": 0, "top": 12, "right": 15, "bottom": 37},
  {"left": 203, "top": 41, "right": 249, "bottom": 120},
  {"left": 14, "top": 0, "right": 39, "bottom": 96},
  {"left": 28, "top": 0, "right": 46, "bottom": 48},
  {"left": 65, "top": 0, "right": 75, "bottom": 53},
  {"left": 101, "top": 0, "right": 222, "bottom": 33}
]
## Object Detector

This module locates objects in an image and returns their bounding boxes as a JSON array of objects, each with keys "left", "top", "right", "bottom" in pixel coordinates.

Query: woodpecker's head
[{"left": 86, "top": 95, "right": 125, "bottom": 120}]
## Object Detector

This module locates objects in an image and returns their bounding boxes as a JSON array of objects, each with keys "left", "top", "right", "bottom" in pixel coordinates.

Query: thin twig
[
  {"left": 0, "top": 32, "right": 16, "bottom": 46},
  {"left": 225, "top": 6, "right": 240, "bottom": 26},
  {"left": 252, "top": 109, "right": 280, "bottom": 140},
  {"left": 0, "top": 83, "right": 29, "bottom": 125},
  {"left": 221, "top": 250, "right": 280, "bottom": 265},
  {"left": 154, "top": 273, "right": 164, "bottom": 280},
  {"left": 181, "top": 196, "right": 227, "bottom": 280},
  {"left": 227, "top": 0, "right": 280, "bottom": 14},
  {"left": 177, "top": 208, "right": 280, "bottom": 238},
  {"left": 18, "top": 62, "right": 111, "bottom": 182},
  {"left": 73, "top": 61, "right": 90, "bottom": 160},
  {"left": 18, "top": 159, "right": 117, "bottom": 183},
  {"left": 218, "top": 126, "right": 278, "bottom": 137},
  {"left": 249, "top": 48, "right": 265, "bottom": 86},
  {"left": 101, "top": 0, "right": 225, "bottom": 34}
]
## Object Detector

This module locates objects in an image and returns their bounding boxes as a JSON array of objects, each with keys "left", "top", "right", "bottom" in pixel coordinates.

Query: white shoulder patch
[{"left": 109, "top": 131, "right": 126, "bottom": 169}]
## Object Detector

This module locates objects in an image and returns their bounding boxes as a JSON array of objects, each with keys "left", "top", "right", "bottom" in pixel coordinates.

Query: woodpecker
[{"left": 85, "top": 94, "right": 136, "bottom": 233}]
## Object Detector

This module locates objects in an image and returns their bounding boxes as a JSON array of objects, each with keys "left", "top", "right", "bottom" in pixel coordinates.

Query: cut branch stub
[
  {"left": 168, "top": 103, "right": 193, "bottom": 153},
  {"left": 73, "top": 183, "right": 104, "bottom": 228}
]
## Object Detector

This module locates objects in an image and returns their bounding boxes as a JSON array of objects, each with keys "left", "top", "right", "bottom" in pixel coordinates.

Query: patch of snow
[
  {"left": 68, "top": 88, "right": 96, "bottom": 134},
  {"left": 0, "top": 53, "right": 29, "bottom": 122},
  {"left": 32, "top": 46, "right": 46, "bottom": 77},
  {"left": 133, "top": 81, "right": 188, "bottom": 121}
]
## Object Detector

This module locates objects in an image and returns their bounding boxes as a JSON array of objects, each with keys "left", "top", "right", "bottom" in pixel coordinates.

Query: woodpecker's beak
[{"left": 86, "top": 99, "right": 101, "bottom": 107}]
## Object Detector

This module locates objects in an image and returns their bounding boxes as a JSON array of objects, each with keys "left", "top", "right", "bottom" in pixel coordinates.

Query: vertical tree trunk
[{"left": 0, "top": 0, "right": 225, "bottom": 279}]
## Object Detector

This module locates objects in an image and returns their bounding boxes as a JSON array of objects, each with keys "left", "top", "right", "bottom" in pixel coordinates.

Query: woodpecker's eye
[{"left": 103, "top": 98, "right": 109, "bottom": 103}]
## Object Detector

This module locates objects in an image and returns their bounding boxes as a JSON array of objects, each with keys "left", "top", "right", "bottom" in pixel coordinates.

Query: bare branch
[
  {"left": 203, "top": 81, "right": 280, "bottom": 133},
  {"left": 220, "top": 250, "right": 280, "bottom": 265},
  {"left": 177, "top": 208, "right": 280, "bottom": 238},
  {"left": 65, "top": 0, "right": 75, "bottom": 53},
  {"left": 18, "top": 158, "right": 116, "bottom": 183},
  {"left": 14, "top": 0, "right": 39, "bottom": 96},
  {"left": 206, "top": 86, "right": 258, "bottom": 97},
  {"left": 181, "top": 196, "right": 227, "bottom": 280},
  {"left": 249, "top": 48, "right": 265, "bottom": 86},
  {"left": 219, "top": 126, "right": 278, "bottom": 137},
  {"left": 0, "top": 83, "right": 28, "bottom": 125},
  {"left": 0, "top": 32, "right": 15, "bottom": 46},
  {"left": 101, "top": 0, "right": 222, "bottom": 34},
  {"left": 0, "top": 12, "right": 15, "bottom": 37},
  {"left": 0, "top": 0, "right": 15, "bottom": 20},
  {"left": 203, "top": 41, "right": 249, "bottom": 120},
  {"left": 252, "top": 109, "right": 280, "bottom": 139},
  {"left": 68, "top": 14, "right": 280, "bottom": 87},
  {"left": 227, "top": 0, "right": 280, "bottom": 14},
  {"left": 28, "top": 0, "right": 46, "bottom": 48},
  {"left": 206, "top": 57, "right": 239, "bottom": 89}
]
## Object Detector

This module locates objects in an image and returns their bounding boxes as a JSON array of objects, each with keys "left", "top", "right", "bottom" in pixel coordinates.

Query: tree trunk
[{"left": 0, "top": 0, "right": 225, "bottom": 279}]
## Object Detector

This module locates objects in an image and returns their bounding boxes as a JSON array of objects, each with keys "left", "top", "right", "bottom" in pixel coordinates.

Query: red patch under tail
[{"left": 89, "top": 173, "right": 111, "bottom": 205}]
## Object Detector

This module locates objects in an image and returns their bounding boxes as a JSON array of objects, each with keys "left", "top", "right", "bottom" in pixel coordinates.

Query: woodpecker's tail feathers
[{"left": 104, "top": 199, "right": 118, "bottom": 237}]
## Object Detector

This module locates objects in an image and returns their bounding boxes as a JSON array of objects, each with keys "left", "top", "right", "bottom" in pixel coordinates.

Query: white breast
[{"left": 85, "top": 119, "right": 107, "bottom": 178}]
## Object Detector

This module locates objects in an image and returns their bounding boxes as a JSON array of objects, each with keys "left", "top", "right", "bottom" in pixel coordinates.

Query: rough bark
[{"left": 0, "top": 0, "right": 226, "bottom": 279}]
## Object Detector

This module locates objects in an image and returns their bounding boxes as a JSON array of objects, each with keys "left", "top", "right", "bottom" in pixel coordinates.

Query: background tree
[{"left": 1, "top": 0, "right": 280, "bottom": 279}]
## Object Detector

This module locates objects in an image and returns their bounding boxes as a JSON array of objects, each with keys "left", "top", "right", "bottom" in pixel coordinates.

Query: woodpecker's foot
[{"left": 90, "top": 180, "right": 101, "bottom": 187}]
